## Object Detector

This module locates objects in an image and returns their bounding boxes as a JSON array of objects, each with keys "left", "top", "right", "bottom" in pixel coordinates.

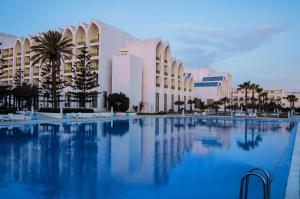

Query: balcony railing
[
  {"left": 33, "top": 72, "right": 39, "bottom": 76},
  {"left": 77, "top": 41, "right": 86, "bottom": 46},
  {"left": 2, "top": 54, "right": 9, "bottom": 58},
  {"left": 90, "top": 38, "right": 99, "bottom": 43},
  {"left": 156, "top": 83, "right": 160, "bottom": 87},
  {"left": 25, "top": 50, "right": 30, "bottom": 54},
  {"left": 90, "top": 52, "right": 98, "bottom": 57},
  {"left": 91, "top": 65, "right": 99, "bottom": 70},
  {"left": 64, "top": 69, "right": 72, "bottom": 73},
  {"left": 17, "top": 52, "right": 21, "bottom": 56}
]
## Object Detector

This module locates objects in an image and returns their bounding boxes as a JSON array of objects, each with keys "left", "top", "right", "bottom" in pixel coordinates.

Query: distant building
[
  {"left": 232, "top": 88, "right": 300, "bottom": 108},
  {"left": 185, "top": 67, "right": 232, "bottom": 104}
]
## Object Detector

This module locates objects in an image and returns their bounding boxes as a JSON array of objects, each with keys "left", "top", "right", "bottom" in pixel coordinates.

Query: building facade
[
  {"left": 185, "top": 67, "right": 232, "bottom": 104},
  {"left": 0, "top": 20, "right": 194, "bottom": 112},
  {"left": 232, "top": 88, "right": 300, "bottom": 108}
]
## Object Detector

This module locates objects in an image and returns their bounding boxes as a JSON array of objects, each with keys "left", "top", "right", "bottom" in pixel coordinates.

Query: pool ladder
[{"left": 239, "top": 167, "right": 271, "bottom": 199}]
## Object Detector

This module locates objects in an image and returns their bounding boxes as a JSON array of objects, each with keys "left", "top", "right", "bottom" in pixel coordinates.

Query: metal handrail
[
  {"left": 247, "top": 167, "right": 271, "bottom": 198},
  {"left": 239, "top": 167, "right": 271, "bottom": 199},
  {"left": 240, "top": 173, "right": 267, "bottom": 199}
]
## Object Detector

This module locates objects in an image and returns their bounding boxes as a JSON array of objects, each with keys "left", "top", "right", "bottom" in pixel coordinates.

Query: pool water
[{"left": 0, "top": 117, "right": 297, "bottom": 199}]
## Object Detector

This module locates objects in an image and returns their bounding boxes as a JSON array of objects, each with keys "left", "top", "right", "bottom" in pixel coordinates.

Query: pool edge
[{"left": 285, "top": 122, "right": 300, "bottom": 199}]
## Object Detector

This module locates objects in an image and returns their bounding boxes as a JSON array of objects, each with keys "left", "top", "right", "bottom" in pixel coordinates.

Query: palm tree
[
  {"left": 219, "top": 97, "right": 230, "bottom": 112},
  {"left": 250, "top": 83, "right": 260, "bottom": 105},
  {"left": 256, "top": 87, "right": 263, "bottom": 111},
  {"left": 31, "top": 30, "right": 73, "bottom": 109},
  {"left": 286, "top": 95, "right": 298, "bottom": 110},
  {"left": 237, "top": 81, "right": 251, "bottom": 106}
]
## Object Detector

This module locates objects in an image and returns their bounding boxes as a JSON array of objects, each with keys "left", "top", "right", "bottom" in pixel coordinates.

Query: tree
[
  {"left": 107, "top": 93, "right": 129, "bottom": 112},
  {"left": 250, "top": 83, "right": 260, "bottom": 106},
  {"left": 187, "top": 99, "right": 194, "bottom": 111},
  {"left": 208, "top": 101, "right": 221, "bottom": 113},
  {"left": 237, "top": 81, "right": 251, "bottom": 106},
  {"left": 193, "top": 98, "right": 205, "bottom": 110},
  {"left": 286, "top": 95, "right": 298, "bottom": 110},
  {"left": 174, "top": 100, "right": 184, "bottom": 112},
  {"left": 13, "top": 68, "right": 23, "bottom": 88},
  {"left": 72, "top": 46, "right": 99, "bottom": 108},
  {"left": 219, "top": 97, "right": 230, "bottom": 112},
  {"left": 31, "top": 30, "right": 73, "bottom": 109},
  {"left": 256, "top": 87, "right": 263, "bottom": 111}
]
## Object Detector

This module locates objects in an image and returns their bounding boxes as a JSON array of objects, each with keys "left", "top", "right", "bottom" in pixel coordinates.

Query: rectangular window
[
  {"left": 164, "top": 94, "right": 167, "bottom": 112},
  {"left": 171, "top": 94, "right": 174, "bottom": 110},
  {"left": 155, "top": 93, "right": 159, "bottom": 112}
]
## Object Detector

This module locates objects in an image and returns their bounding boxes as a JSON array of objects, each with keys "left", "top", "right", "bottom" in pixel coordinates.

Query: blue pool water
[{"left": 0, "top": 117, "right": 297, "bottom": 199}]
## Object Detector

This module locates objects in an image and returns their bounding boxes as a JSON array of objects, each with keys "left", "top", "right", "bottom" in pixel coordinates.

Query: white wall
[{"left": 112, "top": 54, "right": 143, "bottom": 111}]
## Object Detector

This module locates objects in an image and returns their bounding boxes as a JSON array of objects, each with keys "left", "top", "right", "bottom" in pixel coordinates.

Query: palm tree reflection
[{"left": 237, "top": 121, "right": 263, "bottom": 151}]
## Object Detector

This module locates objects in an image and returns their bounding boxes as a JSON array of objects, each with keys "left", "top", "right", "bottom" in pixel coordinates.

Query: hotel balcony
[
  {"left": 164, "top": 85, "right": 168, "bottom": 89},
  {"left": 90, "top": 38, "right": 99, "bottom": 45},
  {"left": 90, "top": 52, "right": 99, "bottom": 58},
  {"left": 16, "top": 52, "right": 21, "bottom": 57},
  {"left": 171, "top": 86, "right": 175, "bottom": 89},
  {"left": 77, "top": 41, "right": 86, "bottom": 46},
  {"left": 189, "top": 89, "right": 192, "bottom": 92},
  {"left": 178, "top": 87, "right": 181, "bottom": 90},
  {"left": 156, "top": 69, "right": 160, "bottom": 74},
  {"left": 164, "top": 72, "right": 168, "bottom": 76},
  {"left": 171, "top": 74, "right": 175, "bottom": 78},
  {"left": 25, "top": 50, "right": 30, "bottom": 55},
  {"left": 164, "top": 60, "right": 168, "bottom": 65},
  {"left": 156, "top": 83, "right": 160, "bottom": 87},
  {"left": 156, "top": 57, "right": 160, "bottom": 63}
]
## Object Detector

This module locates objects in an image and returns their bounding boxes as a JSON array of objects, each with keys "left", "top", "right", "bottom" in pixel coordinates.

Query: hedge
[{"left": 39, "top": 108, "right": 94, "bottom": 113}]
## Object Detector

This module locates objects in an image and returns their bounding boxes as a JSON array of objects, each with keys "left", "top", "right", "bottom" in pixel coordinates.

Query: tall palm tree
[
  {"left": 31, "top": 30, "right": 73, "bottom": 109},
  {"left": 220, "top": 97, "right": 230, "bottom": 112},
  {"left": 256, "top": 87, "right": 263, "bottom": 110},
  {"left": 238, "top": 81, "right": 251, "bottom": 106},
  {"left": 286, "top": 95, "right": 298, "bottom": 110},
  {"left": 250, "top": 83, "right": 260, "bottom": 105}
]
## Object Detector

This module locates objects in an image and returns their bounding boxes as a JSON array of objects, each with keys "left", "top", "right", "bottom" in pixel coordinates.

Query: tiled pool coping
[{"left": 285, "top": 122, "right": 300, "bottom": 199}]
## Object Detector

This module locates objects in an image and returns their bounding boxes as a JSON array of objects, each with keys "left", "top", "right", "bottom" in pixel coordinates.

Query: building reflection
[{"left": 0, "top": 118, "right": 292, "bottom": 198}]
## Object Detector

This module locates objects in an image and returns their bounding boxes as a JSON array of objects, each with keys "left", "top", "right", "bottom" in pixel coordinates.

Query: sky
[{"left": 1, "top": 0, "right": 300, "bottom": 91}]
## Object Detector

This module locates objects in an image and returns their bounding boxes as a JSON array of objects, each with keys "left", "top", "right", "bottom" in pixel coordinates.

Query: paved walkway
[{"left": 285, "top": 122, "right": 300, "bottom": 199}]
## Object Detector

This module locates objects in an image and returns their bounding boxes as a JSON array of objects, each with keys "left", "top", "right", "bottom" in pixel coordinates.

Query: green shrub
[
  {"left": 107, "top": 93, "right": 129, "bottom": 112},
  {"left": 39, "top": 108, "right": 94, "bottom": 113},
  {"left": 0, "top": 107, "right": 17, "bottom": 114}
]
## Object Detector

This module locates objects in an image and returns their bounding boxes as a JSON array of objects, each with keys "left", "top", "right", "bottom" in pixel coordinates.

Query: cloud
[{"left": 168, "top": 23, "right": 289, "bottom": 66}]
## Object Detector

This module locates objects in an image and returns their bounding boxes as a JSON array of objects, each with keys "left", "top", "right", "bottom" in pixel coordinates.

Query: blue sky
[{"left": 1, "top": 0, "right": 300, "bottom": 90}]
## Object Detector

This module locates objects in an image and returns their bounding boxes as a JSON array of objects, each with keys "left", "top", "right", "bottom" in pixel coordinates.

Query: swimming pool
[{"left": 0, "top": 117, "right": 297, "bottom": 199}]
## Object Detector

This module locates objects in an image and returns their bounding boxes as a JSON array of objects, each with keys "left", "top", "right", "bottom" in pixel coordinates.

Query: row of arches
[
  {"left": 155, "top": 41, "right": 193, "bottom": 93},
  {"left": 12, "top": 21, "right": 101, "bottom": 56}
]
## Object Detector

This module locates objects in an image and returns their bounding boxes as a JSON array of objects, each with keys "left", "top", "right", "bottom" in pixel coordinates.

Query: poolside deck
[{"left": 285, "top": 122, "right": 300, "bottom": 199}]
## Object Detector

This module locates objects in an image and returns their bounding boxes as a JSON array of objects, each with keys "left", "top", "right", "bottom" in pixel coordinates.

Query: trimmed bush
[{"left": 39, "top": 108, "right": 94, "bottom": 113}]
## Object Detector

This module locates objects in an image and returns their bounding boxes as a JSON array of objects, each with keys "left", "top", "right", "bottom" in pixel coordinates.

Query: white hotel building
[
  {"left": 186, "top": 67, "right": 232, "bottom": 104},
  {"left": 0, "top": 19, "right": 194, "bottom": 113}
]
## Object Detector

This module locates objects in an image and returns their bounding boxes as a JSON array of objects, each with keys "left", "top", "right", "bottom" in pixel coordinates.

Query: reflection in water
[{"left": 0, "top": 117, "right": 294, "bottom": 199}]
